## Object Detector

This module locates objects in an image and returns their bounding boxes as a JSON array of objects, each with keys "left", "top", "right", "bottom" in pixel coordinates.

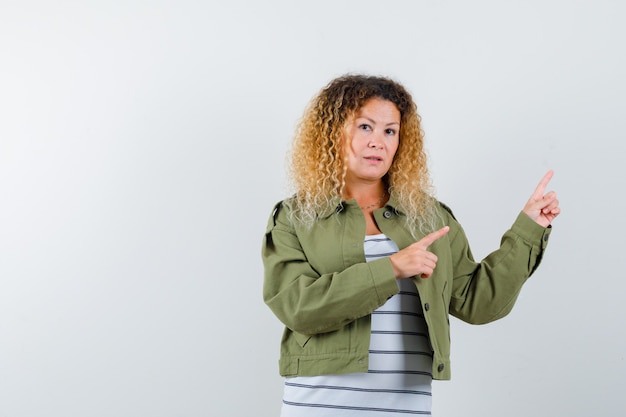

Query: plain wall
[{"left": 1, "top": 1, "right": 625, "bottom": 416}]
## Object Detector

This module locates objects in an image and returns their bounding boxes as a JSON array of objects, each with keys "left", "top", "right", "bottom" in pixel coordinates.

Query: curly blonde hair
[{"left": 288, "top": 74, "right": 439, "bottom": 233}]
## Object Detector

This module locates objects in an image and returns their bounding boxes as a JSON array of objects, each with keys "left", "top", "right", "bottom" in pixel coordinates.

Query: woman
[{"left": 262, "top": 74, "right": 559, "bottom": 416}]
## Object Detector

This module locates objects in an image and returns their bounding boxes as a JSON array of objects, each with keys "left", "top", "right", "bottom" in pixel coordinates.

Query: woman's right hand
[{"left": 389, "top": 226, "right": 450, "bottom": 279}]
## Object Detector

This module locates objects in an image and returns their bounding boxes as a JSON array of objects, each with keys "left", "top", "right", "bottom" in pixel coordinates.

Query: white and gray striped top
[{"left": 281, "top": 234, "right": 433, "bottom": 416}]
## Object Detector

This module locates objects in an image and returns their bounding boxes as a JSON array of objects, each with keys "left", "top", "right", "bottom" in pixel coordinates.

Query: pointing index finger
[
  {"left": 417, "top": 226, "right": 450, "bottom": 249},
  {"left": 532, "top": 170, "right": 554, "bottom": 200}
]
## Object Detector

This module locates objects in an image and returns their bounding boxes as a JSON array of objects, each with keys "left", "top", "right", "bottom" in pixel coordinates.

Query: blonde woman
[{"left": 262, "top": 74, "right": 559, "bottom": 416}]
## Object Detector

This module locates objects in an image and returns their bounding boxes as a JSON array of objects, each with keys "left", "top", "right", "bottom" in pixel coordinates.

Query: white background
[{"left": 1, "top": 1, "right": 625, "bottom": 416}]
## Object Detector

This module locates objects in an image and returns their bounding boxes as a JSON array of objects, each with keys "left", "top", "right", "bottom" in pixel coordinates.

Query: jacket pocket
[
  {"left": 441, "top": 280, "right": 450, "bottom": 308},
  {"left": 441, "top": 280, "right": 451, "bottom": 341}
]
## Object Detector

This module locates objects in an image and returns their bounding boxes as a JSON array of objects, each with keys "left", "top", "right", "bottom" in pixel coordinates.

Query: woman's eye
[
  {"left": 359, "top": 124, "right": 372, "bottom": 131},
  {"left": 385, "top": 128, "right": 396, "bottom": 135}
]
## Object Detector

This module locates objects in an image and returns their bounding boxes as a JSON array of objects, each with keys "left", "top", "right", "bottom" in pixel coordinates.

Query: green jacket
[{"left": 262, "top": 195, "right": 551, "bottom": 380}]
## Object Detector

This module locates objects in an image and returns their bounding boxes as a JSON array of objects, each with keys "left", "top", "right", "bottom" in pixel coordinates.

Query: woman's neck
[{"left": 343, "top": 182, "right": 388, "bottom": 210}]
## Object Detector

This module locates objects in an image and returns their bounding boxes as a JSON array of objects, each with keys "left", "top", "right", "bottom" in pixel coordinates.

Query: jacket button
[
  {"left": 383, "top": 211, "right": 392, "bottom": 218},
  {"left": 438, "top": 363, "right": 445, "bottom": 372},
  {"left": 544, "top": 234, "right": 549, "bottom": 242},
  {"left": 424, "top": 303, "right": 430, "bottom": 311}
]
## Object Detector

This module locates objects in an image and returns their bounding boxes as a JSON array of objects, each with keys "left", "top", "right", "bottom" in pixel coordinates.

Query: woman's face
[{"left": 343, "top": 98, "right": 401, "bottom": 185}]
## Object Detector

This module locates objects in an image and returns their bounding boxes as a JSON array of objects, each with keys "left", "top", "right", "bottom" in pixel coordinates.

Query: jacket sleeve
[
  {"left": 445, "top": 207, "right": 551, "bottom": 324},
  {"left": 262, "top": 201, "right": 400, "bottom": 336}
]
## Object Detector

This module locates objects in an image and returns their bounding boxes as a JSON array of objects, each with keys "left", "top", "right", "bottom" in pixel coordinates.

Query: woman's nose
[{"left": 368, "top": 137, "right": 382, "bottom": 148}]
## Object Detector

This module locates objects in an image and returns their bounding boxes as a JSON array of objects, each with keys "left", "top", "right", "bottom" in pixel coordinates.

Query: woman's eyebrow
[{"left": 356, "top": 116, "right": 400, "bottom": 126}]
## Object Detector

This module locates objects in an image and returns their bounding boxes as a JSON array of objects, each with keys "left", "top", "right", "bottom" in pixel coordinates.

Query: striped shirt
[{"left": 281, "top": 234, "right": 433, "bottom": 416}]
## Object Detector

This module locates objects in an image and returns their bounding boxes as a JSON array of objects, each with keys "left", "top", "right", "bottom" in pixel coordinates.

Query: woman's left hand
[{"left": 523, "top": 170, "right": 560, "bottom": 227}]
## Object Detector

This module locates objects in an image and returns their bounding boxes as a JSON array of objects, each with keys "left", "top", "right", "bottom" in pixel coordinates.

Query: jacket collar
[{"left": 318, "top": 193, "right": 406, "bottom": 219}]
